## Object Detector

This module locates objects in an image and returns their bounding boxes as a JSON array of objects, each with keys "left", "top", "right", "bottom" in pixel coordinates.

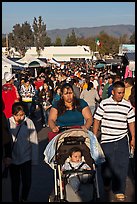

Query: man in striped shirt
[{"left": 93, "top": 81, "right": 135, "bottom": 201}]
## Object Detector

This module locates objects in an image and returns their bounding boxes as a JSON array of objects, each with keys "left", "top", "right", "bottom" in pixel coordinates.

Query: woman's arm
[
  {"left": 48, "top": 107, "right": 60, "bottom": 132},
  {"left": 81, "top": 106, "right": 92, "bottom": 130}
]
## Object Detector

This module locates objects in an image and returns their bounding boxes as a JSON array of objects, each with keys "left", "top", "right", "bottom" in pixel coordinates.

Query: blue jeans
[
  {"left": 69, "top": 176, "right": 80, "bottom": 192},
  {"left": 42, "top": 107, "right": 51, "bottom": 125},
  {"left": 22, "top": 102, "right": 33, "bottom": 117},
  {"left": 101, "top": 136, "right": 129, "bottom": 194}
]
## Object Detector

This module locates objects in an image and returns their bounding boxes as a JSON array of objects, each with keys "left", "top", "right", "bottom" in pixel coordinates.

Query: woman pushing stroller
[
  {"left": 48, "top": 82, "right": 92, "bottom": 133},
  {"left": 45, "top": 83, "right": 105, "bottom": 202}
]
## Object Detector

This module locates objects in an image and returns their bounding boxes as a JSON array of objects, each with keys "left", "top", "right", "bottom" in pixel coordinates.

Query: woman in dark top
[{"left": 48, "top": 83, "right": 92, "bottom": 133}]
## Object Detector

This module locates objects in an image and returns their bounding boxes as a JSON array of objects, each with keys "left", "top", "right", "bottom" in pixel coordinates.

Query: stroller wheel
[
  {"left": 49, "top": 195, "right": 66, "bottom": 202},
  {"left": 49, "top": 195, "right": 58, "bottom": 202}
]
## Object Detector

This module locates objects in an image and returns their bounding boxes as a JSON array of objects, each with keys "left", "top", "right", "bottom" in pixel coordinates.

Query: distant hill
[
  {"left": 3, "top": 24, "right": 135, "bottom": 44},
  {"left": 47, "top": 24, "right": 135, "bottom": 43}
]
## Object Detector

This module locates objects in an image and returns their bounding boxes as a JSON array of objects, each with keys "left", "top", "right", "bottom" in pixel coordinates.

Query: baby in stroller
[
  {"left": 61, "top": 144, "right": 96, "bottom": 202},
  {"left": 62, "top": 146, "right": 91, "bottom": 193},
  {"left": 44, "top": 128, "right": 104, "bottom": 202}
]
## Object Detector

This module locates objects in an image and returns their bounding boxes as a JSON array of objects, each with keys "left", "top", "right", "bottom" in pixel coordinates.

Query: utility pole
[
  {"left": 6, "top": 34, "right": 8, "bottom": 48},
  {"left": 6, "top": 34, "right": 9, "bottom": 56},
  {"left": 95, "top": 43, "right": 98, "bottom": 52}
]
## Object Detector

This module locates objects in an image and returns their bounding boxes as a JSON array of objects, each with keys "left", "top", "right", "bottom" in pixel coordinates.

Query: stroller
[{"left": 44, "top": 128, "right": 104, "bottom": 202}]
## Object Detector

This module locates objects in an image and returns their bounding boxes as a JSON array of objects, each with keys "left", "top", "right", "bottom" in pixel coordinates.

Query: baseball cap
[{"left": 4, "top": 73, "right": 15, "bottom": 81}]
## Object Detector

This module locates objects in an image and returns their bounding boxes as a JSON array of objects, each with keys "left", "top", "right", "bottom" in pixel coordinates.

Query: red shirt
[
  {"left": 34, "top": 79, "right": 44, "bottom": 90},
  {"left": 2, "top": 83, "right": 20, "bottom": 118}
]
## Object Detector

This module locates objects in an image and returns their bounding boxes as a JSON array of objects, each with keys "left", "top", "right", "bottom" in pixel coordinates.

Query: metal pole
[
  {"left": 96, "top": 43, "right": 97, "bottom": 52},
  {"left": 58, "top": 164, "right": 64, "bottom": 200},
  {"left": 54, "top": 162, "right": 58, "bottom": 196},
  {"left": 93, "top": 163, "right": 100, "bottom": 199}
]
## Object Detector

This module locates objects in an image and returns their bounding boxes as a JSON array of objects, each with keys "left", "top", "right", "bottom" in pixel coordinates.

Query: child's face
[
  {"left": 57, "top": 88, "right": 61, "bottom": 94},
  {"left": 13, "top": 110, "right": 25, "bottom": 124},
  {"left": 70, "top": 151, "right": 82, "bottom": 163}
]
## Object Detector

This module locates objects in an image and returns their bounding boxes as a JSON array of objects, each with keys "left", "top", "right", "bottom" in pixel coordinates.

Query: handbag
[
  {"left": 48, "top": 126, "right": 81, "bottom": 141},
  {"left": 48, "top": 132, "right": 58, "bottom": 141}
]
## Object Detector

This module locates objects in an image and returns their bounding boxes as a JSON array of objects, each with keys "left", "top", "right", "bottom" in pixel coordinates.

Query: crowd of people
[{"left": 2, "top": 59, "right": 135, "bottom": 202}]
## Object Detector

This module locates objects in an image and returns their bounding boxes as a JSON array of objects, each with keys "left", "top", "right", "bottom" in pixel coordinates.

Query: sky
[{"left": 2, "top": 2, "right": 135, "bottom": 34}]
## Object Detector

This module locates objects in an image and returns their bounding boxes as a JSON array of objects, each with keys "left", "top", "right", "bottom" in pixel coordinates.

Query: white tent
[
  {"left": 2, "top": 55, "right": 24, "bottom": 79},
  {"left": 24, "top": 46, "right": 92, "bottom": 62},
  {"left": 17, "top": 55, "right": 36, "bottom": 63},
  {"left": 17, "top": 56, "right": 47, "bottom": 68},
  {"left": 24, "top": 59, "right": 47, "bottom": 68},
  {"left": 48, "top": 58, "right": 61, "bottom": 67},
  {"left": 2, "top": 55, "right": 23, "bottom": 67}
]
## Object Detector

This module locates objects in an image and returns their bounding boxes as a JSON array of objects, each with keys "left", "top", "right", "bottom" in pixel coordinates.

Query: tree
[
  {"left": 69, "top": 29, "right": 77, "bottom": 46},
  {"left": 54, "top": 36, "right": 62, "bottom": 46},
  {"left": 44, "top": 36, "right": 52, "bottom": 46},
  {"left": 129, "top": 32, "right": 135, "bottom": 44},
  {"left": 118, "top": 34, "right": 130, "bottom": 45},
  {"left": 77, "top": 36, "right": 86, "bottom": 46},
  {"left": 85, "top": 37, "right": 96, "bottom": 53},
  {"left": 32, "top": 16, "right": 47, "bottom": 56},
  {"left": 2, "top": 36, "right": 6, "bottom": 47},
  {"left": 64, "top": 34, "right": 70, "bottom": 46},
  {"left": 8, "top": 33, "right": 15, "bottom": 47},
  {"left": 94, "top": 32, "right": 119, "bottom": 55},
  {"left": 64, "top": 29, "right": 78, "bottom": 46},
  {"left": 8, "top": 22, "right": 33, "bottom": 57}
]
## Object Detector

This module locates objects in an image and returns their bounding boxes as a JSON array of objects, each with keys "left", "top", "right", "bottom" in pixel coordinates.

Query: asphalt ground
[{"left": 2, "top": 108, "right": 135, "bottom": 202}]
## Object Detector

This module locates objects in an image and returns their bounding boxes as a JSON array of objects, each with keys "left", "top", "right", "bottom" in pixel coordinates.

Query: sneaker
[
  {"left": 42, "top": 124, "right": 46, "bottom": 128},
  {"left": 115, "top": 193, "right": 125, "bottom": 201},
  {"left": 20, "top": 199, "right": 29, "bottom": 202}
]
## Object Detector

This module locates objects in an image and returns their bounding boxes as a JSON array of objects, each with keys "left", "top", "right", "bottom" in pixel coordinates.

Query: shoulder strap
[
  {"left": 68, "top": 161, "right": 85, "bottom": 170},
  {"left": 11, "top": 124, "right": 22, "bottom": 152},
  {"left": 77, "top": 161, "right": 85, "bottom": 170},
  {"left": 68, "top": 162, "right": 75, "bottom": 170}
]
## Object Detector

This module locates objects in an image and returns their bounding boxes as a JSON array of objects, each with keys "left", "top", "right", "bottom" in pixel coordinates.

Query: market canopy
[
  {"left": 2, "top": 55, "right": 24, "bottom": 79},
  {"left": 105, "top": 58, "right": 122, "bottom": 65},
  {"left": 23, "top": 58, "right": 47, "bottom": 68},
  {"left": 2, "top": 55, "right": 24, "bottom": 68},
  {"left": 48, "top": 58, "right": 61, "bottom": 67},
  {"left": 125, "top": 52, "right": 135, "bottom": 62},
  {"left": 94, "top": 63, "right": 105, "bottom": 69}
]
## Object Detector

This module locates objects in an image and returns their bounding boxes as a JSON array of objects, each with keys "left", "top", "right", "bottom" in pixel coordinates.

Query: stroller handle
[
  {"left": 59, "top": 126, "right": 81, "bottom": 132},
  {"left": 48, "top": 126, "right": 82, "bottom": 141},
  {"left": 62, "top": 169, "right": 96, "bottom": 181},
  {"left": 63, "top": 169, "right": 95, "bottom": 175}
]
